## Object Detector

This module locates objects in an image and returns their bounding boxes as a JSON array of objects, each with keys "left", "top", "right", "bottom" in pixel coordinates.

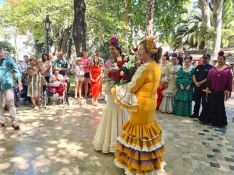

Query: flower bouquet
[{"left": 107, "top": 57, "right": 141, "bottom": 85}]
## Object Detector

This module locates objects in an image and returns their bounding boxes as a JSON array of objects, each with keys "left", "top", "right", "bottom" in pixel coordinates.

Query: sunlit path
[{"left": 0, "top": 97, "right": 234, "bottom": 175}]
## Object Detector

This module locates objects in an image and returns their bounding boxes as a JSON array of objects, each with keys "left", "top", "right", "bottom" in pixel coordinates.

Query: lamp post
[{"left": 44, "top": 15, "right": 51, "bottom": 55}]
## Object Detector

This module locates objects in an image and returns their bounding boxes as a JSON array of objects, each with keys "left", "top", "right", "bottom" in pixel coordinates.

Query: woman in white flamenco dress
[{"left": 93, "top": 38, "right": 129, "bottom": 153}]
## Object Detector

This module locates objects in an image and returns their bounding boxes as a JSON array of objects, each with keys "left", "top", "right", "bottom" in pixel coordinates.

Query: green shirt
[
  {"left": 0, "top": 56, "right": 22, "bottom": 91},
  {"left": 53, "top": 58, "right": 68, "bottom": 76}
]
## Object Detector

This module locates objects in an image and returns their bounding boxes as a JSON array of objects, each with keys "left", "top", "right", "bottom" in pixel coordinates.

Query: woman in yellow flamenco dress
[{"left": 112, "top": 37, "right": 166, "bottom": 175}]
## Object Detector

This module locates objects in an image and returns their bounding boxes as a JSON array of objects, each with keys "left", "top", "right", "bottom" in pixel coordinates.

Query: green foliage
[
  {"left": 94, "top": 0, "right": 188, "bottom": 42},
  {"left": 1, "top": 0, "right": 189, "bottom": 57},
  {"left": 0, "top": 41, "right": 15, "bottom": 53},
  {"left": 172, "top": 12, "right": 215, "bottom": 52},
  {"left": 172, "top": 0, "right": 234, "bottom": 51},
  {"left": 0, "top": 0, "right": 73, "bottom": 42},
  {"left": 222, "top": 0, "right": 234, "bottom": 48}
]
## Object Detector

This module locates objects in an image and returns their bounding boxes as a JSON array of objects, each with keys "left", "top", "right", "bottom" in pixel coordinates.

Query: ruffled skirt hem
[{"left": 114, "top": 159, "right": 166, "bottom": 175}]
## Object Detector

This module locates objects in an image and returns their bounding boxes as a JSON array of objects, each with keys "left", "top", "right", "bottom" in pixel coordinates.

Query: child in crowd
[{"left": 74, "top": 58, "right": 84, "bottom": 99}]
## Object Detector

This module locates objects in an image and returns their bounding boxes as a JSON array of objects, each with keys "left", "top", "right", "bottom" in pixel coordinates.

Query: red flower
[
  {"left": 133, "top": 48, "right": 138, "bottom": 52},
  {"left": 117, "top": 60, "right": 126, "bottom": 68},
  {"left": 113, "top": 71, "right": 121, "bottom": 80},
  {"left": 122, "top": 74, "right": 127, "bottom": 80},
  {"left": 108, "top": 72, "right": 112, "bottom": 78}
]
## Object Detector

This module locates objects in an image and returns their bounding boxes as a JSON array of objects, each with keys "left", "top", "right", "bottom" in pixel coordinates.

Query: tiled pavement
[{"left": 0, "top": 96, "right": 234, "bottom": 175}]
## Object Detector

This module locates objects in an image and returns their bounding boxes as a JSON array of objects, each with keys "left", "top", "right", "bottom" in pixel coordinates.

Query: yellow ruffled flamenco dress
[{"left": 112, "top": 61, "right": 166, "bottom": 175}]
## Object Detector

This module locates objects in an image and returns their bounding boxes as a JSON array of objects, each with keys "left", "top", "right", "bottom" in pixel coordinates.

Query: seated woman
[
  {"left": 49, "top": 68, "right": 65, "bottom": 86},
  {"left": 49, "top": 68, "right": 68, "bottom": 97}
]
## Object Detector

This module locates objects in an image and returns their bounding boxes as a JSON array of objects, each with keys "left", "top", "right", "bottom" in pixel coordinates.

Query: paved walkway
[{"left": 0, "top": 96, "right": 234, "bottom": 175}]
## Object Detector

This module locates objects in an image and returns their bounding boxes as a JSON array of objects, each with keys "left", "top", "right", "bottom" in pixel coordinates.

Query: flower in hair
[
  {"left": 109, "top": 37, "right": 119, "bottom": 44},
  {"left": 146, "top": 36, "right": 158, "bottom": 54},
  {"left": 172, "top": 53, "right": 177, "bottom": 58},
  {"left": 218, "top": 51, "right": 224, "bottom": 57}
]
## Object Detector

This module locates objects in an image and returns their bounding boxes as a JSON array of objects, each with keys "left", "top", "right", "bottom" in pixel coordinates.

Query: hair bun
[
  {"left": 109, "top": 37, "right": 119, "bottom": 44},
  {"left": 185, "top": 55, "right": 193, "bottom": 61},
  {"left": 172, "top": 53, "right": 177, "bottom": 57},
  {"left": 218, "top": 51, "right": 224, "bottom": 56},
  {"left": 157, "top": 47, "right": 163, "bottom": 55}
]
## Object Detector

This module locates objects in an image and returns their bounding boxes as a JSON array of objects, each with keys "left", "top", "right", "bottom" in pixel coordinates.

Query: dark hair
[
  {"left": 172, "top": 53, "right": 177, "bottom": 58},
  {"left": 218, "top": 51, "right": 226, "bottom": 60},
  {"left": 139, "top": 40, "right": 162, "bottom": 63},
  {"left": 42, "top": 53, "right": 49, "bottom": 62},
  {"left": 93, "top": 57, "right": 100, "bottom": 66},
  {"left": 184, "top": 55, "right": 193, "bottom": 61},
  {"left": 202, "top": 53, "right": 210, "bottom": 59},
  {"left": 80, "top": 50, "right": 88, "bottom": 57},
  {"left": 109, "top": 43, "right": 122, "bottom": 56},
  {"left": 163, "top": 52, "right": 169, "bottom": 60}
]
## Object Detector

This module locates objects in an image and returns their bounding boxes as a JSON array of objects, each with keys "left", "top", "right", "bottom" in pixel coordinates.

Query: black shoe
[{"left": 191, "top": 114, "right": 198, "bottom": 118}]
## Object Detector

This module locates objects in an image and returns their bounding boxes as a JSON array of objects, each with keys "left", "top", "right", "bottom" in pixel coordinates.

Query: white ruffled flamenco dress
[{"left": 93, "top": 86, "right": 129, "bottom": 153}]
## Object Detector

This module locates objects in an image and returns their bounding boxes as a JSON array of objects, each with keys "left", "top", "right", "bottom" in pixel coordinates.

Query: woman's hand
[
  {"left": 18, "top": 80, "right": 23, "bottom": 91},
  {"left": 224, "top": 90, "right": 229, "bottom": 95},
  {"left": 195, "top": 82, "right": 201, "bottom": 87},
  {"left": 203, "top": 88, "right": 211, "bottom": 96},
  {"left": 224, "top": 90, "right": 230, "bottom": 100},
  {"left": 186, "top": 85, "right": 191, "bottom": 91},
  {"left": 91, "top": 78, "right": 96, "bottom": 82},
  {"left": 180, "top": 84, "right": 184, "bottom": 90}
]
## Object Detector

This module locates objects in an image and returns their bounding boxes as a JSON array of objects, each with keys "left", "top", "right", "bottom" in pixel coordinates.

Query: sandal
[
  {"left": 12, "top": 123, "right": 20, "bottom": 130},
  {"left": 0, "top": 123, "right": 5, "bottom": 128}
]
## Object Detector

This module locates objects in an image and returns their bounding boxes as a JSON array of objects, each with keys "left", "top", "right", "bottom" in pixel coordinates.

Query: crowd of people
[
  {"left": 0, "top": 35, "right": 233, "bottom": 174},
  {"left": 16, "top": 50, "right": 103, "bottom": 107},
  {"left": 157, "top": 51, "right": 233, "bottom": 127},
  {"left": 0, "top": 47, "right": 104, "bottom": 129}
]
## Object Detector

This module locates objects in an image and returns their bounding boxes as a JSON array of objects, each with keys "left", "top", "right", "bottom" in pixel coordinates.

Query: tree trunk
[
  {"left": 73, "top": 0, "right": 87, "bottom": 57},
  {"left": 198, "top": 0, "right": 211, "bottom": 27},
  {"left": 123, "top": 0, "right": 131, "bottom": 25},
  {"left": 58, "top": 26, "right": 72, "bottom": 55},
  {"left": 146, "top": 0, "right": 155, "bottom": 36},
  {"left": 212, "top": 0, "right": 224, "bottom": 59}
]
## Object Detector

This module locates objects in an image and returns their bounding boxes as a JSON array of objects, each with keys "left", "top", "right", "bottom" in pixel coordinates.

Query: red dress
[
  {"left": 90, "top": 65, "right": 102, "bottom": 97},
  {"left": 156, "top": 81, "right": 167, "bottom": 109},
  {"left": 157, "top": 86, "right": 164, "bottom": 109}
]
